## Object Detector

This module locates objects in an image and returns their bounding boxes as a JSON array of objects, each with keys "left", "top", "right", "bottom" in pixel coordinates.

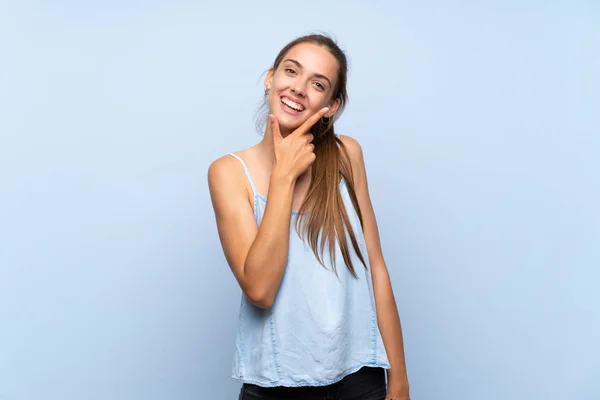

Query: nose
[{"left": 291, "top": 81, "right": 307, "bottom": 97}]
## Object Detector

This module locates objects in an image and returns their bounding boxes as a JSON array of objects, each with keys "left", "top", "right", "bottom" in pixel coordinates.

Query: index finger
[{"left": 292, "top": 107, "right": 330, "bottom": 137}]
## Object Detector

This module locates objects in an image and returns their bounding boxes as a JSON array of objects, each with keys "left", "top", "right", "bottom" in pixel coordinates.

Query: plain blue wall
[{"left": 1, "top": 1, "right": 598, "bottom": 399}]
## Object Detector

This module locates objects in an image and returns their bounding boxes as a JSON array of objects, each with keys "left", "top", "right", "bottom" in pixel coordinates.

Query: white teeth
[{"left": 281, "top": 97, "right": 304, "bottom": 111}]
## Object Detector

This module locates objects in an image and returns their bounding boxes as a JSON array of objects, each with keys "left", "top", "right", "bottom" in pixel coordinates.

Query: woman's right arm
[
  {"left": 208, "top": 108, "right": 329, "bottom": 309},
  {"left": 208, "top": 157, "right": 296, "bottom": 309}
]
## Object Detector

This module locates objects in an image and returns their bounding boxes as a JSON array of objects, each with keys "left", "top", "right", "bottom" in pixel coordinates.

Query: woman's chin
[{"left": 274, "top": 114, "right": 305, "bottom": 131}]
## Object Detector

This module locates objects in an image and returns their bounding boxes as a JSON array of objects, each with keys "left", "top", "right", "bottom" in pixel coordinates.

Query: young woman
[{"left": 208, "top": 34, "right": 411, "bottom": 400}]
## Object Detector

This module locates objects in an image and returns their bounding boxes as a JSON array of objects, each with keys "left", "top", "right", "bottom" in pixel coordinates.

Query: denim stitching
[
  {"left": 268, "top": 311, "right": 282, "bottom": 380},
  {"left": 371, "top": 309, "right": 377, "bottom": 364},
  {"left": 238, "top": 297, "right": 247, "bottom": 377}
]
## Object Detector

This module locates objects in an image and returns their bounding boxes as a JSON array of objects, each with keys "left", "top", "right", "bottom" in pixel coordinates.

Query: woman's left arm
[{"left": 341, "top": 135, "right": 410, "bottom": 400}]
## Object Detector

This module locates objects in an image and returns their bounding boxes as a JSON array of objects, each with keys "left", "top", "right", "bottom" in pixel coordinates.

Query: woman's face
[{"left": 266, "top": 42, "right": 341, "bottom": 132}]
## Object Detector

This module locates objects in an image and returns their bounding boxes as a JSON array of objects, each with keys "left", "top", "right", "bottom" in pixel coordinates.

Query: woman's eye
[
  {"left": 314, "top": 82, "right": 325, "bottom": 90},
  {"left": 285, "top": 68, "right": 296, "bottom": 74}
]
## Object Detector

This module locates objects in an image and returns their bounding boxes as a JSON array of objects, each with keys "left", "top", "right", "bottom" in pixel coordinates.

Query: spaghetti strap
[{"left": 228, "top": 153, "right": 258, "bottom": 196}]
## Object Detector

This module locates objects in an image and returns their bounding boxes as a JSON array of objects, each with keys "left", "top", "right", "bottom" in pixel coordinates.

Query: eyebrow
[{"left": 283, "top": 58, "right": 332, "bottom": 87}]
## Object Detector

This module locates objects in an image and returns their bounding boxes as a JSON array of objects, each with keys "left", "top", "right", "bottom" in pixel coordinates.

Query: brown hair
[{"left": 261, "top": 33, "right": 367, "bottom": 277}]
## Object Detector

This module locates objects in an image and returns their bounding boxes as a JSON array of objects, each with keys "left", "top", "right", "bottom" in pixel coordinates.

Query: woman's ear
[
  {"left": 264, "top": 67, "right": 274, "bottom": 91},
  {"left": 326, "top": 97, "right": 342, "bottom": 118}
]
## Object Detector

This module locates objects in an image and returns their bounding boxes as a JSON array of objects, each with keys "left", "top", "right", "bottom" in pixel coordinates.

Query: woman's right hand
[{"left": 270, "top": 106, "right": 330, "bottom": 182}]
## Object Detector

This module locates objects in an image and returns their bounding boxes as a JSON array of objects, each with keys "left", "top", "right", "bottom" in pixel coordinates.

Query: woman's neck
[{"left": 257, "top": 117, "right": 294, "bottom": 163}]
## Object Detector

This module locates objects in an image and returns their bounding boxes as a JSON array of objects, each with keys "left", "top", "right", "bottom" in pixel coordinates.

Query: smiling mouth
[{"left": 280, "top": 96, "right": 305, "bottom": 112}]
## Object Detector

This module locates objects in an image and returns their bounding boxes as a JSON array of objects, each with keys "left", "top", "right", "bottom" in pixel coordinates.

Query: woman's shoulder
[
  {"left": 338, "top": 134, "right": 365, "bottom": 165},
  {"left": 338, "top": 134, "right": 361, "bottom": 149},
  {"left": 207, "top": 152, "right": 236, "bottom": 178},
  {"left": 208, "top": 147, "right": 253, "bottom": 173},
  {"left": 207, "top": 147, "right": 255, "bottom": 189}
]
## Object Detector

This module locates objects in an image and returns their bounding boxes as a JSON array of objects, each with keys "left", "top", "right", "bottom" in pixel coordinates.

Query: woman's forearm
[
  {"left": 242, "top": 174, "right": 295, "bottom": 308},
  {"left": 372, "top": 264, "right": 410, "bottom": 397}
]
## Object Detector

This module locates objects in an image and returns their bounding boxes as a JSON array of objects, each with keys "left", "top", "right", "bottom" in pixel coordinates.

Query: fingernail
[{"left": 323, "top": 107, "right": 330, "bottom": 112}]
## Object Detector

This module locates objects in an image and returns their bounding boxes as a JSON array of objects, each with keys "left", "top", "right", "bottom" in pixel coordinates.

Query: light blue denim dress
[{"left": 228, "top": 153, "right": 390, "bottom": 387}]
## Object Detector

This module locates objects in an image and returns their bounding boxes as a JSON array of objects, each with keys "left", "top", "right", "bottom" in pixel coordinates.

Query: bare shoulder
[
  {"left": 208, "top": 152, "right": 233, "bottom": 172},
  {"left": 208, "top": 153, "right": 237, "bottom": 186},
  {"left": 339, "top": 134, "right": 365, "bottom": 161},
  {"left": 207, "top": 151, "right": 250, "bottom": 202},
  {"left": 339, "top": 134, "right": 362, "bottom": 152},
  {"left": 339, "top": 134, "right": 366, "bottom": 173}
]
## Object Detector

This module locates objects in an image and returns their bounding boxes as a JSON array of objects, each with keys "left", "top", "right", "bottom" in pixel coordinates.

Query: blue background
[{"left": 1, "top": 1, "right": 598, "bottom": 399}]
